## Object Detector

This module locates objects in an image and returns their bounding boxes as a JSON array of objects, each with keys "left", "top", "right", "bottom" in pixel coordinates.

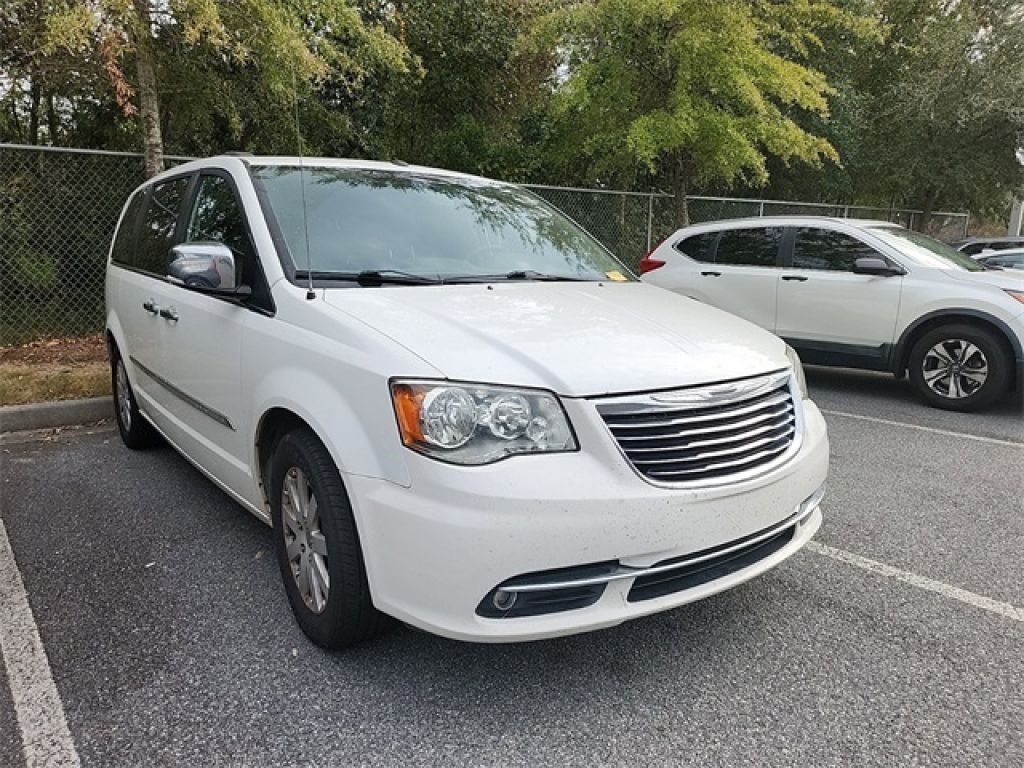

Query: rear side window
[
  {"left": 959, "top": 242, "right": 985, "bottom": 256},
  {"left": 715, "top": 227, "right": 782, "bottom": 267},
  {"left": 110, "top": 189, "right": 146, "bottom": 266},
  {"left": 792, "top": 228, "right": 878, "bottom": 271},
  {"left": 137, "top": 176, "right": 190, "bottom": 275},
  {"left": 673, "top": 232, "right": 718, "bottom": 263}
]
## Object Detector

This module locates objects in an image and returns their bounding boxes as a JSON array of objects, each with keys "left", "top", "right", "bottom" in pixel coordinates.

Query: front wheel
[
  {"left": 908, "top": 324, "right": 1010, "bottom": 412},
  {"left": 269, "top": 428, "right": 387, "bottom": 648}
]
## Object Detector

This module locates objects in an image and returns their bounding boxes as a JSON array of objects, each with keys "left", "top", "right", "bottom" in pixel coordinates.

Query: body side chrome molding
[{"left": 130, "top": 356, "right": 235, "bottom": 431}]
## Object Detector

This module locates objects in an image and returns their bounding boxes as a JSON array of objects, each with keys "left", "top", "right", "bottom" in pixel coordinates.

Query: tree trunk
[
  {"left": 133, "top": 1, "right": 164, "bottom": 177},
  {"left": 27, "top": 81, "right": 41, "bottom": 144},
  {"left": 45, "top": 93, "right": 59, "bottom": 144},
  {"left": 915, "top": 188, "right": 938, "bottom": 234},
  {"left": 669, "top": 153, "right": 690, "bottom": 228}
]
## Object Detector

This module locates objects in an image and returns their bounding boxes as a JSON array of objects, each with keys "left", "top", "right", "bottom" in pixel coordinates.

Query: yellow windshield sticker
[{"left": 605, "top": 270, "right": 627, "bottom": 282}]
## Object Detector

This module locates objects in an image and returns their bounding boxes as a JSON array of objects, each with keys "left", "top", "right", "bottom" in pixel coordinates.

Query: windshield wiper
[
  {"left": 294, "top": 269, "right": 444, "bottom": 286},
  {"left": 446, "top": 270, "right": 596, "bottom": 284}
]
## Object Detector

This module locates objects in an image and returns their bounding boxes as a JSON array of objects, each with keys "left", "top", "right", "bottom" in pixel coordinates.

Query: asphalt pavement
[{"left": 1, "top": 368, "right": 1021, "bottom": 767}]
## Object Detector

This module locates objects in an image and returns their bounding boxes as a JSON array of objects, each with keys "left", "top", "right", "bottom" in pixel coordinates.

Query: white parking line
[
  {"left": 806, "top": 541, "right": 1024, "bottom": 623},
  {"left": 820, "top": 409, "right": 1024, "bottom": 448},
  {"left": 0, "top": 516, "right": 80, "bottom": 768}
]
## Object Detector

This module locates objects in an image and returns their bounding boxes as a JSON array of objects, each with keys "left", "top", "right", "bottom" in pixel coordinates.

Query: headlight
[
  {"left": 1005, "top": 289, "right": 1024, "bottom": 305},
  {"left": 785, "top": 345, "right": 808, "bottom": 398},
  {"left": 390, "top": 380, "right": 578, "bottom": 465}
]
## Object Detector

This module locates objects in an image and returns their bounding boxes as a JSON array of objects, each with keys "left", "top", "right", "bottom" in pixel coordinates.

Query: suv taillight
[{"left": 638, "top": 241, "right": 666, "bottom": 274}]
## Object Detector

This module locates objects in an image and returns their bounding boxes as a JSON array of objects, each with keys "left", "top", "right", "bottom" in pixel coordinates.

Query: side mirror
[
  {"left": 853, "top": 257, "right": 902, "bottom": 277},
  {"left": 167, "top": 242, "right": 250, "bottom": 298}
]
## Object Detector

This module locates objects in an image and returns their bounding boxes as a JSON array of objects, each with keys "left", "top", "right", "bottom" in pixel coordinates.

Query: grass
[
  {"left": 0, "top": 362, "right": 110, "bottom": 406},
  {"left": 0, "top": 333, "right": 110, "bottom": 406}
]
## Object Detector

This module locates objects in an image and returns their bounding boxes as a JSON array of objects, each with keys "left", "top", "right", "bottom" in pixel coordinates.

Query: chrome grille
[{"left": 596, "top": 372, "right": 798, "bottom": 485}]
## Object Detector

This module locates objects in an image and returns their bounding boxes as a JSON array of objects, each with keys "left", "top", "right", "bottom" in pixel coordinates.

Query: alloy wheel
[
  {"left": 116, "top": 360, "right": 132, "bottom": 430},
  {"left": 281, "top": 467, "right": 330, "bottom": 613},
  {"left": 921, "top": 339, "right": 988, "bottom": 400}
]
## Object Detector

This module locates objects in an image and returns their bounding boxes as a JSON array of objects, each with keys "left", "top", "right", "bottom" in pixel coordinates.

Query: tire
[
  {"left": 111, "top": 348, "right": 161, "bottom": 449},
  {"left": 908, "top": 323, "right": 1011, "bottom": 412},
  {"left": 269, "top": 428, "right": 387, "bottom": 648}
]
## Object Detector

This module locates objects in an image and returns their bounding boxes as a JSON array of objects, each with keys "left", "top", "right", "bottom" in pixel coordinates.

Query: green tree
[
  {"left": 532, "top": 0, "right": 874, "bottom": 223},
  {"left": 368, "top": 0, "right": 556, "bottom": 178},
  {"left": 33, "top": 0, "right": 413, "bottom": 175},
  {"left": 843, "top": 0, "right": 1024, "bottom": 224}
]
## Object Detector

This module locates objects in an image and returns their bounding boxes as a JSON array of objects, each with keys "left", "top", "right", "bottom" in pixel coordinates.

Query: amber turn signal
[{"left": 392, "top": 383, "right": 425, "bottom": 445}]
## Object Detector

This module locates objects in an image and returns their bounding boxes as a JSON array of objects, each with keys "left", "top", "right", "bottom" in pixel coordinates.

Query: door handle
[
  {"left": 159, "top": 307, "right": 179, "bottom": 322},
  {"left": 700, "top": 271, "right": 722, "bottom": 277},
  {"left": 142, "top": 300, "right": 159, "bottom": 314},
  {"left": 781, "top": 275, "right": 808, "bottom": 282}
]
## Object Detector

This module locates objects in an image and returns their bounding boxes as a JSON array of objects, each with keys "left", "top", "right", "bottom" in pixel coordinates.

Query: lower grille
[
  {"left": 627, "top": 525, "right": 796, "bottom": 602},
  {"left": 596, "top": 371, "right": 798, "bottom": 485}
]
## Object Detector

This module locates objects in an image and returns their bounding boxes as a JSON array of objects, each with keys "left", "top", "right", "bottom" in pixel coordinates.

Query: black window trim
[
  {"left": 110, "top": 169, "right": 196, "bottom": 275},
  {"left": 175, "top": 167, "right": 276, "bottom": 316},
  {"left": 111, "top": 167, "right": 276, "bottom": 316}
]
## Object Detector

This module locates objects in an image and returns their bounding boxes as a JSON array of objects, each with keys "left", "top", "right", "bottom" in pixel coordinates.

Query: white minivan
[{"left": 106, "top": 156, "right": 829, "bottom": 647}]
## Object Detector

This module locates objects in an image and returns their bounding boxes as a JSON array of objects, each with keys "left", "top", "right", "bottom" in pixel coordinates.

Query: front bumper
[{"left": 346, "top": 398, "right": 829, "bottom": 642}]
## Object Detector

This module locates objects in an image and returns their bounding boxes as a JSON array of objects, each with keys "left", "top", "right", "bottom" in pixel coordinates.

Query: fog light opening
[{"left": 492, "top": 589, "right": 517, "bottom": 611}]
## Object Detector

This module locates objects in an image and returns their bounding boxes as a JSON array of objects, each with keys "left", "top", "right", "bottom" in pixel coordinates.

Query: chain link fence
[
  {"left": 1, "top": 143, "right": 970, "bottom": 345},
  {"left": 686, "top": 196, "right": 968, "bottom": 243}
]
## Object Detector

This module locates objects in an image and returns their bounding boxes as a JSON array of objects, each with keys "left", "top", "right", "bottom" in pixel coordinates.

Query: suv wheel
[
  {"left": 111, "top": 351, "right": 160, "bottom": 448},
  {"left": 269, "top": 428, "right": 387, "bottom": 648},
  {"left": 908, "top": 324, "right": 1010, "bottom": 412}
]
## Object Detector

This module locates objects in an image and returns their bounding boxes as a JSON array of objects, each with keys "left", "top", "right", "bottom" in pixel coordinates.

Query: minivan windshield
[
  {"left": 867, "top": 225, "right": 983, "bottom": 272},
  {"left": 250, "top": 165, "right": 630, "bottom": 283}
]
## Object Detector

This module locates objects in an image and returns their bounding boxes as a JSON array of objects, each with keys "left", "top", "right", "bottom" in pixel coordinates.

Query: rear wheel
[
  {"left": 111, "top": 350, "right": 160, "bottom": 449},
  {"left": 269, "top": 428, "right": 387, "bottom": 648},
  {"left": 908, "top": 324, "right": 1010, "bottom": 412}
]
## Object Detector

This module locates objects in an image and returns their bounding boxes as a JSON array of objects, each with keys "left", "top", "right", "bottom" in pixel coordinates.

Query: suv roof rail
[{"left": 221, "top": 151, "right": 253, "bottom": 157}]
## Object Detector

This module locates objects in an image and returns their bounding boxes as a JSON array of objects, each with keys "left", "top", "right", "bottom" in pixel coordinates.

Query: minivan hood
[{"left": 321, "top": 282, "right": 786, "bottom": 396}]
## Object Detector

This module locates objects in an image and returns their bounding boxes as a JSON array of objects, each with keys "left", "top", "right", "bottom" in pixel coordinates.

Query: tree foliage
[
  {"left": 530, "top": 0, "right": 874, "bottom": 222},
  {"left": 1, "top": 0, "right": 1021, "bottom": 221},
  {"left": 372, "top": 0, "right": 557, "bottom": 178},
  {"left": 841, "top": 0, "right": 1024, "bottom": 219}
]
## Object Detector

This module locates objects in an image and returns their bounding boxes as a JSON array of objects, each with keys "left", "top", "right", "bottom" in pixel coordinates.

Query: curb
[{"left": 0, "top": 397, "right": 113, "bottom": 433}]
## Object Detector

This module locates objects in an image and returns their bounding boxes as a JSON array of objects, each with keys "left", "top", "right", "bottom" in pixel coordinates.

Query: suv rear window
[
  {"left": 715, "top": 227, "right": 782, "bottom": 267},
  {"left": 673, "top": 232, "right": 718, "bottom": 263},
  {"left": 137, "top": 176, "right": 190, "bottom": 275}
]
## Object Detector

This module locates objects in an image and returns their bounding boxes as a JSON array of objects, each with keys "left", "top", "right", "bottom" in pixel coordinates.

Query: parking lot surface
[{"left": 1, "top": 369, "right": 1022, "bottom": 767}]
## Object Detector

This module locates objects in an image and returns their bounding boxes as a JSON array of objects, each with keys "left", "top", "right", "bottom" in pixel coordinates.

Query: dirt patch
[
  {"left": 0, "top": 333, "right": 108, "bottom": 366},
  {"left": 0, "top": 334, "right": 110, "bottom": 405}
]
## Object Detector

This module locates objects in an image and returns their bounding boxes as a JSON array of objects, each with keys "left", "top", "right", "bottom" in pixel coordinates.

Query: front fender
[{"left": 248, "top": 367, "right": 412, "bottom": 491}]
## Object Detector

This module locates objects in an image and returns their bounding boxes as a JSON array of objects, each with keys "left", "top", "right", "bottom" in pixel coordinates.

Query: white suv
[
  {"left": 641, "top": 217, "right": 1024, "bottom": 411},
  {"left": 105, "top": 157, "right": 828, "bottom": 647}
]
